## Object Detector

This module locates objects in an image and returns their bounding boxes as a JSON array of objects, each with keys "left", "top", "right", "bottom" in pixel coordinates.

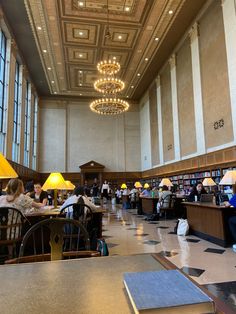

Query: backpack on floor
[{"left": 97, "top": 238, "right": 109, "bottom": 256}]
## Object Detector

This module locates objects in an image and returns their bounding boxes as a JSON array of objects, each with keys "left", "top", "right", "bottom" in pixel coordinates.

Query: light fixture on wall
[{"left": 90, "top": 0, "right": 129, "bottom": 115}]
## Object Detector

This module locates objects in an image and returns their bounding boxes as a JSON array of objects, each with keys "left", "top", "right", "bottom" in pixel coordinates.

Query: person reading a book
[{"left": 187, "top": 182, "right": 207, "bottom": 202}]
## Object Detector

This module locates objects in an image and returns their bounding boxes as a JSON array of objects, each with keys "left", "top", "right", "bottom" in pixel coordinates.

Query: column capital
[
  {"left": 169, "top": 54, "right": 176, "bottom": 70},
  {"left": 189, "top": 22, "right": 199, "bottom": 43}
]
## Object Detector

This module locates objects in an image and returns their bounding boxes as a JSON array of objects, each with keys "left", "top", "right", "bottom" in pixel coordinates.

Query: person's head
[
  {"left": 104, "top": 180, "right": 107, "bottom": 184},
  {"left": 196, "top": 182, "right": 203, "bottom": 192},
  {"left": 162, "top": 185, "right": 168, "bottom": 191},
  {"left": 34, "top": 183, "right": 42, "bottom": 195},
  {"left": 73, "top": 186, "right": 84, "bottom": 196},
  {"left": 6, "top": 178, "right": 24, "bottom": 198}
]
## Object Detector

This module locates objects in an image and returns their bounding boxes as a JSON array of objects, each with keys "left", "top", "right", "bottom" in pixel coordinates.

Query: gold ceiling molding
[
  {"left": 62, "top": 0, "right": 144, "bottom": 22},
  {"left": 125, "top": 0, "right": 187, "bottom": 90},
  {"left": 24, "top": 0, "right": 60, "bottom": 94},
  {"left": 20, "top": 0, "right": 205, "bottom": 99}
]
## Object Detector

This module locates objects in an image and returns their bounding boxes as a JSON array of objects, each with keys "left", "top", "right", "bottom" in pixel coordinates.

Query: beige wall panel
[
  {"left": 176, "top": 37, "right": 196, "bottom": 157},
  {"left": 124, "top": 111, "right": 141, "bottom": 172},
  {"left": 161, "top": 65, "right": 174, "bottom": 162},
  {"left": 199, "top": 1, "right": 233, "bottom": 149},
  {"left": 39, "top": 100, "right": 141, "bottom": 173},
  {"left": 39, "top": 105, "right": 66, "bottom": 172},
  {"left": 149, "top": 82, "right": 159, "bottom": 166}
]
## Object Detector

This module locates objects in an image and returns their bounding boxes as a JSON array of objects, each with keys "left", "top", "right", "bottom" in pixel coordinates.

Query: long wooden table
[
  {"left": 140, "top": 196, "right": 159, "bottom": 215},
  {"left": 26, "top": 207, "right": 105, "bottom": 238},
  {"left": 0, "top": 253, "right": 233, "bottom": 314},
  {"left": 184, "top": 202, "right": 236, "bottom": 247}
]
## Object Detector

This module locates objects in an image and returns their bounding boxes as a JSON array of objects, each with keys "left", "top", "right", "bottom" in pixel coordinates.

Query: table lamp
[
  {"left": 65, "top": 180, "right": 75, "bottom": 190},
  {"left": 159, "top": 178, "right": 173, "bottom": 187},
  {"left": 121, "top": 183, "right": 127, "bottom": 189},
  {"left": 134, "top": 181, "right": 142, "bottom": 188},
  {"left": 143, "top": 183, "right": 149, "bottom": 189},
  {"left": 219, "top": 170, "right": 236, "bottom": 194},
  {"left": 0, "top": 153, "right": 18, "bottom": 192},
  {"left": 202, "top": 177, "right": 216, "bottom": 193},
  {"left": 0, "top": 153, "right": 18, "bottom": 179},
  {"left": 42, "top": 172, "right": 68, "bottom": 208}
]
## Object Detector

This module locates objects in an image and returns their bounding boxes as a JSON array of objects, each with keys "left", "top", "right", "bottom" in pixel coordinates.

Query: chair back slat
[
  {"left": 19, "top": 218, "right": 91, "bottom": 262},
  {"left": 0, "top": 207, "right": 30, "bottom": 261}
]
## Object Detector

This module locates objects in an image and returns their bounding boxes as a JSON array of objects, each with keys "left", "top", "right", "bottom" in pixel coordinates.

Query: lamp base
[{"left": 54, "top": 189, "right": 58, "bottom": 209}]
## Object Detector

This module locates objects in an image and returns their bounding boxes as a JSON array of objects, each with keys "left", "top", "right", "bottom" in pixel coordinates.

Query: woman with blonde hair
[{"left": 0, "top": 178, "right": 43, "bottom": 214}]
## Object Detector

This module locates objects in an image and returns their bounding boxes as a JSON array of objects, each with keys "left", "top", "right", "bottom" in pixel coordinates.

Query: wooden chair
[
  {"left": 60, "top": 198, "right": 93, "bottom": 230},
  {"left": 160, "top": 194, "right": 177, "bottom": 219},
  {"left": 5, "top": 217, "right": 100, "bottom": 264},
  {"left": 60, "top": 200, "right": 97, "bottom": 250},
  {"left": 0, "top": 207, "right": 30, "bottom": 262}
]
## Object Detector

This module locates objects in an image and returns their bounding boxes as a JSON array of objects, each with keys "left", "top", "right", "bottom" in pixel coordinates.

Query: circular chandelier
[
  {"left": 97, "top": 60, "right": 120, "bottom": 75},
  {"left": 94, "top": 77, "right": 125, "bottom": 94},
  {"left": 89, "top": 0, "right": 130, "bottom": 115},
  {"left": 90, "top": 98, "right": 129, "bottom": 115}
]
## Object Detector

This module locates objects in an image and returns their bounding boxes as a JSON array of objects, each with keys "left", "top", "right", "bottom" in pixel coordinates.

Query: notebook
[
  {"left": 123, "top": 269, "right": 215, "bottom": 314},
  {"left": 200, "top": 194, "right": 214, "bottom": 203}
]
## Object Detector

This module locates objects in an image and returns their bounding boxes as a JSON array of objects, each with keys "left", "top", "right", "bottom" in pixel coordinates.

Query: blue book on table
[{"left": 123, "top": 269, "right": 215, "bottom": 313}]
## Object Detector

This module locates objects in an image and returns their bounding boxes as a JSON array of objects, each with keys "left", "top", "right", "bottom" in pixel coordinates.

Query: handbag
[{"left": 177, "top": 218, "right": 189, "bottom": 236}]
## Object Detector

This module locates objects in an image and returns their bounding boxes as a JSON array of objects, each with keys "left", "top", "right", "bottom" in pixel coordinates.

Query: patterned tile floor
[{"left": 102, "top": 204, "right": 236, "bottom": 312}]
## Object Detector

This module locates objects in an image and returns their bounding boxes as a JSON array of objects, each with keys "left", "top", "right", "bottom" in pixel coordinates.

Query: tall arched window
[
  {"left": 0, "top": 30, "right": 7, "bottom": 153},
  {"left": 12, "top": 61, "right": 22, "bottom": 162},
  {"left": 24, "top": 80, "right": 31, "bottom": 167}
]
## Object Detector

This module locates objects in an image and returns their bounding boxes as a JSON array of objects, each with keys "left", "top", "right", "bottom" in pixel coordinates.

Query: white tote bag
[{"left": 177, "top": 219, "right": 189, "bottom": 236}]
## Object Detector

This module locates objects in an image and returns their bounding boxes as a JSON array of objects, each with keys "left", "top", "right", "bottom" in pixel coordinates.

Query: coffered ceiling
[{"left": 1, "top": 0, "right": 206, "bottom": 101}]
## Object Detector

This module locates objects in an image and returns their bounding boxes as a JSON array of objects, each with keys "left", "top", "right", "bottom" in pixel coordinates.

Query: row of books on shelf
[{"left": 141, "top": 167, "right": 236, "bottom": 192}]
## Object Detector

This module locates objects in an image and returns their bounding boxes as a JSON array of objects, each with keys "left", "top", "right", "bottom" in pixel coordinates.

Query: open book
[{"left": 123, "top": 269, "right": 215, "bottom": 314}]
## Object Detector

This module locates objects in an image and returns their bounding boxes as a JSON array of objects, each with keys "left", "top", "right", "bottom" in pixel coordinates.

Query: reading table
[{"left": 0, "top": 253, "right": 233, "bottom": 314}]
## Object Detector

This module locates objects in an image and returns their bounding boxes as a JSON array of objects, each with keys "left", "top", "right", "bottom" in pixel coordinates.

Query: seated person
[
  {"left": 227, "top": 194, "right": 236, "bottom": 252},
  {"left": 140, "top": 187, "right": 151, "bottom": 197},
  {"left": 188, "top": 182, "right": 207, "bottom": 202},
  {"left": 0, "top": 178, "right": 43, "bottom": 215},
  {"left": 29, "top": 183, "right": 48, "bottom": 206},
  {"left": 156, "top": 185, "right": 172, "bottom": 215},
  {"left": 60, "top": 186, "right": 99, "bottom": 216}
]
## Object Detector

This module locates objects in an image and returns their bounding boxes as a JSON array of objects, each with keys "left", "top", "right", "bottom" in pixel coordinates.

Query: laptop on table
[{"left": 200, "top": 194, "right": 214, "bottom": 203}]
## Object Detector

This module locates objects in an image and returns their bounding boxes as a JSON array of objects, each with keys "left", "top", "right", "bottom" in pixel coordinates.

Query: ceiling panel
[{"left": 0, "top": 0, "right": 206, "bottom": 100}]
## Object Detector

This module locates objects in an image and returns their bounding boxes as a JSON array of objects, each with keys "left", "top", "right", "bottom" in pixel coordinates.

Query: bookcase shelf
[{"left": 141, "top": 166, "right": 236, "bottom": 193}]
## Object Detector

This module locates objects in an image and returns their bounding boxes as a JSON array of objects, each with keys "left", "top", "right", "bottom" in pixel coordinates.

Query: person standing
[
  {"left": 92, "top": 178, "right": 99, "bottom": 197},
  {"left": 101, "top": 180, "right": 109, "bottom": 202}
]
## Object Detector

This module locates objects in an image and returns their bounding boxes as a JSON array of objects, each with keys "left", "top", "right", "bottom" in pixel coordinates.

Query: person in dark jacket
[
  {"left": 188, "top": 182, "right": 207, "bottom": 202},
  {"left": 29, "top": 183, "right": 48, "bottom": 206}
]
